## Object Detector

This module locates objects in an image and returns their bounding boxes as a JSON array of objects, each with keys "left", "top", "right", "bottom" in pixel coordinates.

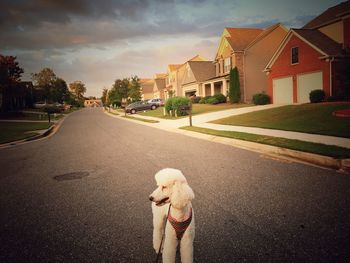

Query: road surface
[{"left": 1, "top": 108, "right": 349, "bottom": 262}]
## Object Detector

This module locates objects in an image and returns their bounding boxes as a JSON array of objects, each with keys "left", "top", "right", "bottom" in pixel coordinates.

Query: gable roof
[
  {"left": 186, "top": 61, "right": 215, "bottom": 83},
  {"left": 264, "top": 28, "right": 347, "bottom": 71},
  {"left": 246, "top": 23, "right": 288, "bottom": 50},
  {"left": 303, "top": 0, "right": 350, "bottom": 29},
  {"left": 154, "top": 77, "right": 165, "bottom": 91},
  {"left": 225, "top": 28, "right": 263, "bottom": 51},
  {"left": 293, "top": 29, "right": 344, "bottom": 56},
  {"left": 168, "top": 64, "right": 182, "bottom": 71},
  {"left": 140, "top": 79, "right": 154, "bottom": 93},
  {"left": 154, "top": 73, "right": 167, "bottom": 79}
]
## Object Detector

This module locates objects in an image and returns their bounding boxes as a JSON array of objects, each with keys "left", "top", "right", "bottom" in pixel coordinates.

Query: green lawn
[
  {"left": 139, "top": 103, "right": 252, "bottom": 119},
  {"left": 0, "top": 111, "right": 64, "bottom": 121},
  {"left": 211, "top": 103, "right": 350, "bottom": 138},
  {"left": 181, "top": 126, "right": 350, "bottom": 158},
  {"left": 0, "top": 122, "right": 53, "bottom": 144}
]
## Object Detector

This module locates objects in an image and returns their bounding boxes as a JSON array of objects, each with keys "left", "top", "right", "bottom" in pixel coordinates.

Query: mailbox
[{"left": 180, "top": 105, "right": 191, "bottom": 111}]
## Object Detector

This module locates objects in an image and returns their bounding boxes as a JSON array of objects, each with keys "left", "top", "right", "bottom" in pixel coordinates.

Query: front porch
[{"left": 202, "top": 77, "right": 228, "bottom": 97}]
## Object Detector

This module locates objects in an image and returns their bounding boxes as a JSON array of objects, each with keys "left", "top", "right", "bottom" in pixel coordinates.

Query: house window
[
  {"left": 224, "top": 57, "right": 231, "bottom": 73},
  {"left": 291, "top": 47, "right": 299, "bottom": 64}
]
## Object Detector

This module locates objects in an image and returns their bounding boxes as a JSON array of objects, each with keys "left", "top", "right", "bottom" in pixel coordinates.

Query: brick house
[
  {"left": 202, "top": 23, "right": 287, "bottom": 102},
  {"left": 264, "top": 1, "right": 350, "bottom": 103}
]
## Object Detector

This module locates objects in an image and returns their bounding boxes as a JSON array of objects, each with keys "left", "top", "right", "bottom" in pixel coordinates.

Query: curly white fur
[{"left": 149, "top": 168, "right": 195, "bottom": 263}]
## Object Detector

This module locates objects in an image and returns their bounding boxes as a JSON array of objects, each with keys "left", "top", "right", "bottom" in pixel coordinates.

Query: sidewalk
[{"left": 127, "top": 104, "right": 350, "bottom": 149}]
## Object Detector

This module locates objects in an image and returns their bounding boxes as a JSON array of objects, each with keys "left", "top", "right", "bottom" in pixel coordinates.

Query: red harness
[{"left": 167, "top": 208, "right": 193, "bottom": 240}]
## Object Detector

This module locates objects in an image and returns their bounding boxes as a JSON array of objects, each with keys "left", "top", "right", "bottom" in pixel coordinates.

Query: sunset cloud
[{"left": 1, "top": 0, "right": 343, "bottom": 96}]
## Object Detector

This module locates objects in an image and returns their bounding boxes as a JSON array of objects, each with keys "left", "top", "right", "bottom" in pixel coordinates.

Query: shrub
[
  {"left": 207, "top": 97, "right": 219, "bottom": 105},
  {"left": 172, "top": 96, "right": 191, "bottom": 116},
  {"left": 229, "top": 67, "right": 240, "bottom": 103},
  {"left": 165, "top": 97, "right": 174, "bottom": 112},
  {"left": 213, "top": 93, "right": 227, "bottom": 104},
  {"left": 199, "top": 96, "right": 211, "bottom": 104},
  {"left": 191, "top": 96, "right": 202, "bottom": 104},
  {"left": 309, "top": 89, "right": 325, "bottom": 103},
  {"left": 252, "top": 93, "right": 270, "bottom": 105},
  {"left": 165, "top": 96, "right": 190, "bottom": 116}
]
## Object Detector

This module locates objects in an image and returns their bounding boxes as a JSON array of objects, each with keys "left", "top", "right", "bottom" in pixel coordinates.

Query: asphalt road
[{"left": 1, "top": 108, "right": 350, "bottom": 262}]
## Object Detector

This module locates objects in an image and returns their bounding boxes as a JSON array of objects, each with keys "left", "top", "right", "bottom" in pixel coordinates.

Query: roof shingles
[{"left": 293, "top": 28, "right": 345, "bottom": 57}]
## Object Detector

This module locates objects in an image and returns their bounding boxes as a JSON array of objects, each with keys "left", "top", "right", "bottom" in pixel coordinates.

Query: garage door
[
  {"left": 297, "top": 72, "right": 323, "bottom": 103},
  {"left": 273, "top": 77, "right": 293, "bottom": 104}
]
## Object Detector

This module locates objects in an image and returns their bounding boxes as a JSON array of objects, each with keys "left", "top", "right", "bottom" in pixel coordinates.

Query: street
[{"left": 1, "top": 108, "right": 350, "bottom": 262}]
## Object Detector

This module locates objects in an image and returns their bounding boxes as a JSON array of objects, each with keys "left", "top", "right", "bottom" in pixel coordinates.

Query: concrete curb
[
  {"left": 0, "top": 115, "right": 67, "bottom": 149},
  {"left": 103, "top": 109, "right": 349, "bottom": 173},
  {"left": 176, "top": 129, "right": 349, "bottom": 173}
]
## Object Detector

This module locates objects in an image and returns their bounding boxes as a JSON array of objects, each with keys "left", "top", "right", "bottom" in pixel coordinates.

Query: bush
[
  {"left": 199, "top": 98, "right": 206, "bottom": 104},
  {"left": 252, "top": 93, "right": 270, "bottom": 105},
  {"left": 309, "top": 89, "right": 325, "bottom": 103},
  {"left": 165, "top": 96, "right": 190, "bottom": 116},
  {"left": 165, "top": 97, "right": 174, "bottom": 112},
  {"left": 191, "top": 96, "right": 202, "bottom": 104},
  {"left": 213, "top": 93, "right": 227, "bottom": 104},
  {"left": 206, "top": 97, "right": 219, "bottom": 105},
  {"left": 199, "top": 96, "right": 213, "bottom": 104}
]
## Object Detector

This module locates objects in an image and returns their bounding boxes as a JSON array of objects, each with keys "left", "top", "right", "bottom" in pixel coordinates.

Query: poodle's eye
[{"left": 162, "top": 186, "right": 167, "bottom": 191}]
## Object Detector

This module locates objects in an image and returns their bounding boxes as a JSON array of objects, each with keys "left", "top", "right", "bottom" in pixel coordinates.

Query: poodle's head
[{"left": 149, "top": 168, "right": 194, "bottom": 209}]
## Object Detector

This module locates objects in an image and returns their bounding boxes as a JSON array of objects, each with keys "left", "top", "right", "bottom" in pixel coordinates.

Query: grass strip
[
  {"left": 181, "top": 126, "right": 350, "bottom": 159},
  {"left": 122, "top": 116, "right": 159, "bottom": 123},
  {"left": 211, "top": 103, "right": 350, "bottom": 138},
  {"left": 0, "top": 122, "right": 53, "bottom": 144}
]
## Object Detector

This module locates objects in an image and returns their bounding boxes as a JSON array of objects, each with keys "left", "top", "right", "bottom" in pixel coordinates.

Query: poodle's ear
[{"left": 171, "top": 181, "right": 194, "bottom": 209}]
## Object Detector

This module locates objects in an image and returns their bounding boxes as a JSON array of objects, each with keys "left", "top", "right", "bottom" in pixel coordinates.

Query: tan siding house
[
  {"left": 181, "top": 61, "right": 215, "bottom": 96},
  {"left": 153, "top": 74, "right": 167, "bottom": 99},
  {"left": 140, "top": 79, "right": 154, "bottom": 100},
  {"left": 164, "top": 55, "right": 207, "bottom": 98}
]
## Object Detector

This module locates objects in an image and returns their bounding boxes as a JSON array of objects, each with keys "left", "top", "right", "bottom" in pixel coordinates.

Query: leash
[{"left": 155, "top": 204, "right": 171, "bottom": 263}]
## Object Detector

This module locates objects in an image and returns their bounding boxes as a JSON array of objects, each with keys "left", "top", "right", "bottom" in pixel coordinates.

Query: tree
[
  {"left": 101, "top": 88, "right": 108, "bottom": 105},
  {"left": 0, "top": 55, "right": 24, "bottom": 111},
  {"left": 69, "top": 81, "right": 86, "bottom": 101},
  {"left": 31, "top": 68, "right": 57, "bottom": 103},
  {"left": 108, "top": 78, "right": 129, "bottom": 106},
  {"left": 128, "top": 75, "right": 142, "bottom": 102},
  {"left": 228, "top": 67, "right": 241, "bottom": 103},
  {"left": 51, "top": 78, "right": 69, "bottom": 103}
]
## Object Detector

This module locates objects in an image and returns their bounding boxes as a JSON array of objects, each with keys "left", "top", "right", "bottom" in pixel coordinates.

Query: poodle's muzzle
[{"left": 149, "top": 187, "right": 170, "bottom": 206}]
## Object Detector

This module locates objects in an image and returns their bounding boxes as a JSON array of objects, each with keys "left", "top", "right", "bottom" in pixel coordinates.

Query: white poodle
[{"left": 149, "top": 168, "right": 195, "bottom": 263}]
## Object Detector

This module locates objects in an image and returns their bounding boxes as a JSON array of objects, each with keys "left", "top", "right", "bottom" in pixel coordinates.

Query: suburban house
[
  {"left": 164, "top": 64, "right": 182, "bottom": 99},
  {"left": 84, "top": 99, "right": 102, "bottom": 107},
  {"left": 140, "top": 78, "right": 154, "bottom": 100},
  {"left": 181, "top": 61, "right": 215, "bottom": 97},
  {"left": 164, "top": 55, "right": 207, "bottom": 99},
  {"left": 264, "top": 1, "right": 350, "bottom": 104},
  {"left": 201, "top": 24, "right": 287, "bottom": 102},
  {"left": 153, "top": 73, "right": 167, "bottom": 99},
  {"left": 1, "top": 81, "right": 34, "bottom": 111}
]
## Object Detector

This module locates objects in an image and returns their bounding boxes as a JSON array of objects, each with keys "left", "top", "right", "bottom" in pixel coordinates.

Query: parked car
[
  {"left": 147, "top": 98, "right": 164, "bottom": 106},
  {"left": 125, "top": 101, "right": 157, "bottom": 114},
  {"left": 33, "top": 101, "right": 47, "bottom": 109}
]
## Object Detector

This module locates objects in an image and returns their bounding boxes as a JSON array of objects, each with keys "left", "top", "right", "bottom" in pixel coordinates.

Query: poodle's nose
[{"left": 149, "top": 196, "right": 154, "bottom": 201}]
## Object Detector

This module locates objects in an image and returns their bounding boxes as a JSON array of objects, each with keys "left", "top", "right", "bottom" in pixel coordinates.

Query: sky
[{"left": 0, "top": 0, "right": 344, "bottom": 97}]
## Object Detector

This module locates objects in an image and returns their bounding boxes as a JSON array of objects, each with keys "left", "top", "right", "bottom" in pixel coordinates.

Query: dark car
[{"left": 125, "top": 101, "right": 157, "bottom": 114}]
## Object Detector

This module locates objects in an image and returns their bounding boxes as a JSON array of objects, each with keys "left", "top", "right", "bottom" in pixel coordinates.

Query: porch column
[
  {"left": 210, "top": 82, "right": 214, "bottom": 96},
  {"left": 222, "top": 79, "right": 227, "bottom": 96}
]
